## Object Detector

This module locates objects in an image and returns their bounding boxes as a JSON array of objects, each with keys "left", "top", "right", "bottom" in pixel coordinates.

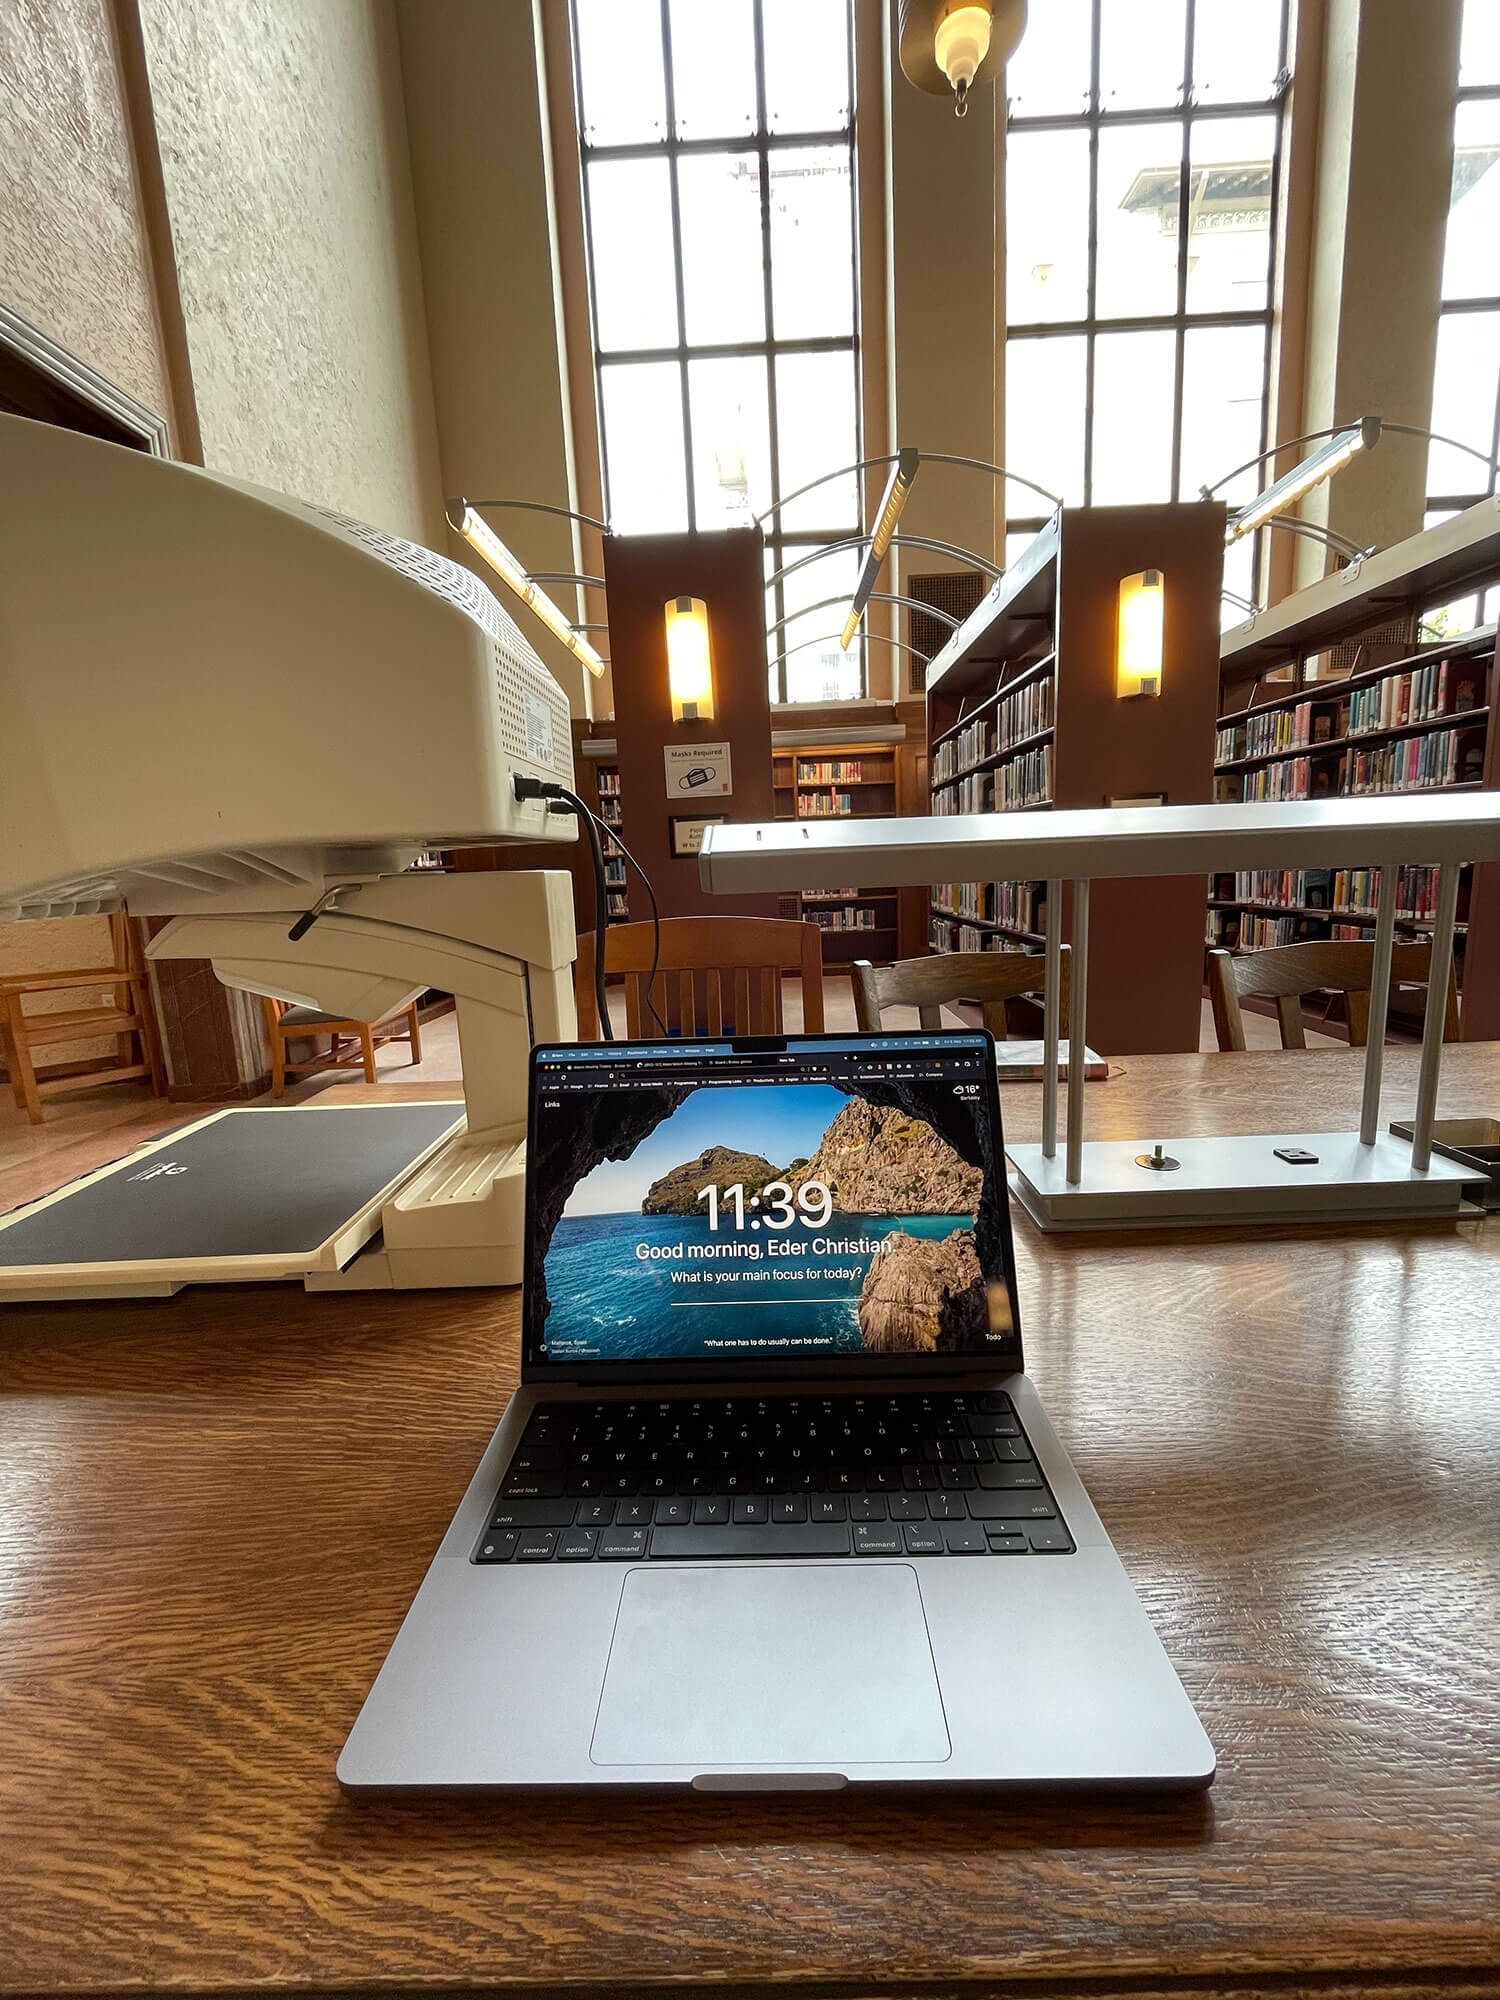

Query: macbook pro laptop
[{"left": 338, "top": 1030, "right": 1214, "bottom": 1792}]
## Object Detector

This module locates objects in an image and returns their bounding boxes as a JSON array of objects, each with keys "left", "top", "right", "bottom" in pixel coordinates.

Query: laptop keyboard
[{"left": 473, "top": 1390, "right": 1073, "bottom": 1564}]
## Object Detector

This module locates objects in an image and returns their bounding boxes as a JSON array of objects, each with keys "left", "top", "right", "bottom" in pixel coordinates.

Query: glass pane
[
  {"left": 1091, "top": 328, "right": 1177, "bottom": 502},
  {"left": 1186, "top": 114, "right": 1278, "bottom": 313},
  {"left": 774, "top": 350, "right": 860, "bottom": 531},
  {"left": 786, "top": 639, "right": 861, "bottom": 704},
  {"left": 600, "top": 361, "right": 688, "bottom": 532},
  {"left": 1460, "top": 0, "right": 1500, "bottom": 87},
  {"left": 777, "top": 542, "right": 858, "bottom": 666},
  {"left": 587, "top": 159, "right": 678, "bottom": 351},
  {"left": 1005, "top": 529, "right": 1042, "bottom": 572},
  {"left": 1220, "top": 532, "right": 1258, "bottom": 631},
  {"left": 574, "top": 0, "right": 667, "bottom": 146},
  {"left": 1005, "top": 335, "right": 1085, "bottom": 506},
  {"left": 1005, "top": 127, "right": 1091, "bottom": 325},
  {"left": 1004, "top": 0, "right": 1091, "bottom": 117},
  {"left": 1096, "top": 122, "right": 1184, "bottom": 319},
  {"left": 668, "top": 0, "right": 756, "bottom": 138},
  {"left": 763, "top": 0, "right": 851, "bottom": 135},
  {"left": 1427, "top": 310, "right": 1500, "bottom": 497},
  {"left": 1190, "top": 0, "right": 1285, "bottom": 104},
  {"left": 1443, "top": 98, "right": 1500, "bottom": 304},
  {"left": 770, "top": 145, "right": 855, "bottom": 339},
  {"left": 688, "top": 356, "right": 772, "bottom": 529},
  {"left": 1179, "top": 322, "right": 1267, "bottom": 505},
  {"left": 678, "top": 153, "right": 765, "bottom": 344},
  {"left": 1099, "top": 0, "right": 1187, "bottom": 110}
]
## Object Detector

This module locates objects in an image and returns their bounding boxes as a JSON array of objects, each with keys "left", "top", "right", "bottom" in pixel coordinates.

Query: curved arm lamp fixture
[
  {"left": 769, "top": 531, "right": 1004, "bottom": 590},
  {"left": 755, "top": 451, "right": 1061, "bottom": 531},
  {"left": 446, "top": 500, "right": 607, "bottom": 681},
  {"left": 898, "top": 0, "right": 1027, "bottom": 117},
  {"left": 770, "top": 630, "right": 932, "bottom": 678},
  {"left": 766, "top": 589, "right": 962, "bottom": 640}
]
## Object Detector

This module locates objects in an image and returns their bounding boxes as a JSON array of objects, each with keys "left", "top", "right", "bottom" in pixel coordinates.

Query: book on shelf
[
  {"left": 596, "top": 771, "right": 621, "bottom": 797},
  {"left": 1210, "top": 864, "right": 1466, "bottom": 925},
  {"left": 807, "top": 906, "right": 881, "bottom": 932},
  {"left": 932, "top": 880, "right": 1048, "bottom": 933}
]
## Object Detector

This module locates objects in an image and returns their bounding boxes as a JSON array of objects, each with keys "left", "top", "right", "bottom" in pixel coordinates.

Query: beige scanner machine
[{"left": 0, "top": 415, "right": 581, "bottom": 1298}]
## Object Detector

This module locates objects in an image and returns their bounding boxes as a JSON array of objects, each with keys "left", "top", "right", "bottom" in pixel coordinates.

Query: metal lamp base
[{"left": 1007, "top": 1131, "right": 1477, "bottom": 1232}]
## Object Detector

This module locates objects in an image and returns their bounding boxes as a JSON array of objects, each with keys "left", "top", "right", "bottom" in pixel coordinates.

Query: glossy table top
[{"left": 2, "top": 1047, "right": 1499, "bottom": 1998}]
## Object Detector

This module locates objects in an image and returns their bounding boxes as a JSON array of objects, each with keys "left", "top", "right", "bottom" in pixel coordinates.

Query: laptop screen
[{"left": 523, "top": 1032, "right": 1022, "bottom": 1377}]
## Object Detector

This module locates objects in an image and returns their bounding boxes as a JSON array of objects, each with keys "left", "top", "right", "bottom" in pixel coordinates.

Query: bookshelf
[
  {"left": 923, "top": 503, "right": 1226, "bottom": 1053},
  {"left": 592, "top": 759, "right": 630, "bottom": 924},
  {"left": 1217, "top": 499, "right": 1500, "bottom": 1032},
  {"left": 772, "top": 741, "right": 902, "bottom": 966}
]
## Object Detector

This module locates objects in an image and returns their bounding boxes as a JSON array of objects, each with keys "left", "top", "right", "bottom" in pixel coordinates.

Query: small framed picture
[{"left": 669, "top": 813, "right": 727, "bottom": 858}]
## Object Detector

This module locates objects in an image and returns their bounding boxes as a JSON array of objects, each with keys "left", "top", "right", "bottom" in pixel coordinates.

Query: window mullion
[{"left": 658, "top": 0, "right": 696, "bottom": 534}]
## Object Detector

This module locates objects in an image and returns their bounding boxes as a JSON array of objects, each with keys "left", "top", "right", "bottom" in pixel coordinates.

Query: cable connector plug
[{"left": 513, "top": 774, "right": 568, "bottom": 804}]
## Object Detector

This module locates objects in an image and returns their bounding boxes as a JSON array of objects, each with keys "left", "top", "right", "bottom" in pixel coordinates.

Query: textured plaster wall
[
  {"left": 137, "top": 0, "right": 444, "bottom": 542},
  {"left": 0, "top": 0, "right": 172, "bottom": 415}
]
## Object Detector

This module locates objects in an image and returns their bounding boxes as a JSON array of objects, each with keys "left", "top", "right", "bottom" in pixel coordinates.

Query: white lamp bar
[
  {"left": 1225, "top": 418, "right": 1379, "bottom": 545},
  {"left": 701, "top": 795, "right": 1500, "bottom": 1231},
  {"left": 451, "top": 502, "right": 607, "bottom": 681}
]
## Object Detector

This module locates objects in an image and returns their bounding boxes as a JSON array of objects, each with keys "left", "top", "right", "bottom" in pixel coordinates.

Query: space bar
[{"left": 649, "top": 1524, "right": 852, "bottom": 1559}]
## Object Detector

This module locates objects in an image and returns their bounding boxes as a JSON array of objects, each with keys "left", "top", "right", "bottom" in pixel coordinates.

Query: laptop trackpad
[{"left": 590, "top": 1563, "right": 950, "bottom": 1770}]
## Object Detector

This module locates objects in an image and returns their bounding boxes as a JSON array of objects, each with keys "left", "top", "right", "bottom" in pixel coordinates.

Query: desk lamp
[{"left": 700, "top": 796, "right": 1500, "bottom": 1228}]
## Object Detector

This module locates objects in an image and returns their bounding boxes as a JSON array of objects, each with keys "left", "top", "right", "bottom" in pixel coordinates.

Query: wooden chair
[
  {"left": 574, "top": 917, "right": 825, "bottom": 1038},
  {"left": 260, "top": 996, "right": 423, "bottom": 1097},
  {"left": 1207, "top": 940, "right": 1461, "bottom": 1051},
  {"left": 0, "top": 913, "right": 165, "bottom": 1125},
  {"left": 851, "top": 947, "right": 1070, "bottom": 1039}
]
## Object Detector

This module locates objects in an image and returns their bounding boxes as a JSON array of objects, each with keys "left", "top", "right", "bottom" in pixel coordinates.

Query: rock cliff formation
[
  {"left": 642, "top": 1145, "right": 781, "bottom": 1214},
  {"left": 857, "top": 1227, "right": 990, "bottom": 1353},
  {"left": 802, "top": 1099, "right": 982, "bottom": 1215}
]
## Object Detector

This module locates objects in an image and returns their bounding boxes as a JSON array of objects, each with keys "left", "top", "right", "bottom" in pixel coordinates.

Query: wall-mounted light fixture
[
  {"left": 1224, "top": 418, "right": 1380, "bottom": 545},
  {"left": 840, "top": 446, "right": 921, "bottom": 649},
  {"left": 665, "top": 595, "right": 715, "bottom": 722},
  {"left": 897, "top": 0, "right": 1027, "bottom": 117},
  {"left": 449, "top": 501, "right": 607, "bottom": 680},
  {"left": 1116, "top": 569, "right": 1164, "bottom": 699}
]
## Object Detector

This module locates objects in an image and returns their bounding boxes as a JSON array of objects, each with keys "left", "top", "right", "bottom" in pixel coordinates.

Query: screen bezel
[{"left": 520, "top": 1029, "right": 1025, "bottom": 1384}]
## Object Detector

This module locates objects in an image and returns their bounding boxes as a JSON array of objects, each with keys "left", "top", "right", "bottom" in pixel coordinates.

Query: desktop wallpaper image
[{"left": 526, "top": 1074, "right": 1014, "bottom": 1364}]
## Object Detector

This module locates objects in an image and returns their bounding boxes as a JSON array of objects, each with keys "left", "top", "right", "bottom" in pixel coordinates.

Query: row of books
[
  {"left": 1341, "top": 727, "right": 1482, "bottom": 794},
  {"left": 931, "top": 718, "right": 989, "bottom": 785},
  {"left": 807, "top": 907, "right": 882, "bottom": 932},
  {"left": 1206, "top": 910, "right": 1379, "bottom": 950},
  {"left": 995, "top": 674, "right": 1054, "bottom": 754},
  {"left": 606, "top": 891, "right": 629, "bottom": 919},
  {"left": 1222, "top": 726, "right": 1484, "bottom": 803},
  {"left": 1343, "top": 656, "right": 1484, "bottom": 737},
  {"left": 604, "top": 861, "right": 626, "bottom": 889},
  {"left": 930, "top": 679, "right": 1056, "bottom": 786},
  {"left": 596, "top": 770, "right": 622, "bottom": 797},
  {"left": 1209, "top": 865, "right": 1467, "bottom": 923},
  {"left": 1218, "top": 700, "right": 1314, "bottom": 765},
  {"left": 933, "top": 772, "right": 990, "bottom": 814},
  {"left": 932, "top": 880, "right": 1048, "bottom": 933},
  {"left": 796, "top": 790, "right": 855, "bottom": 816},
  {"left": 929, "top": 917, "right": 1040, "bottom": 957},
  {"left": 597, "top": 799, "right": 623, "bottom": 826},
  {"left": 797, "top": 759, "right": 867, "bottom": 783}
]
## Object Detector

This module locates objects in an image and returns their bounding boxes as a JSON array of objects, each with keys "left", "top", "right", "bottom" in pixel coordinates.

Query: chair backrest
[
  {"left": 574, "top": 916, "right": 826, "bottom": 1039},
  {"left": 1206, "top": 939, "right": 1460, "bottom": 1051},
  {"left": 851, "top": 946, "right": 1070, "bottom": 1040}
]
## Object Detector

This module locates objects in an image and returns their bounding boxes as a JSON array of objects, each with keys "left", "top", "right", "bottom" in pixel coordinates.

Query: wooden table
[{"left": 3, "top": 1048, "right": 1499, "bottom": 1999}]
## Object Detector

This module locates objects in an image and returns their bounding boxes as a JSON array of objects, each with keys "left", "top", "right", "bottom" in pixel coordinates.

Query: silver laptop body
[{"left": 339, "top": 1031, "right": 1213, "bottom": 1792}]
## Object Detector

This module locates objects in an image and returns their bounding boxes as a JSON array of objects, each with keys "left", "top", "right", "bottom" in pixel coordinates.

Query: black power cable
[
  {"left": 517, "top": 776, "right": 612, "bottom": 1040},
  {"left": 597, "top": 822, "right": 666, "bottom": 1036}
]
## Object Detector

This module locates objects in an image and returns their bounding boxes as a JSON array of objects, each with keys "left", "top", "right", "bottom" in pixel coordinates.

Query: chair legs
[
  {"left": 406, "top": 1003, "right": 423, "bottom": 1066},
  {"left": 360, "top": 1026, "right": 378, "bottom": 1084}
]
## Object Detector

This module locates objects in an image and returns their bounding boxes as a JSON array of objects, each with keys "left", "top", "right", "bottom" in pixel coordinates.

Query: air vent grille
[{"left": 907, "top": 570, "right": 987, "bottom": 692}]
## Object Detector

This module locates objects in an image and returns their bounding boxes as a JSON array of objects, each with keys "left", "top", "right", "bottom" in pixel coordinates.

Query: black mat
[{"left": 0, "top": 1105, "right": 464, "bottom": 1267}]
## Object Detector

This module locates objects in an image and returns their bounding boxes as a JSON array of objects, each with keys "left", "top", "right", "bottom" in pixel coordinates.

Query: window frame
[
  {"left": 1002, "top": 0, "right": 1293, "bottom": 614},
  {"left": 569, "top": 0, "right": 865, "bottom": 702},
  {"left": 1427, "top": 44, "right": 1500, "bottom": 520}
]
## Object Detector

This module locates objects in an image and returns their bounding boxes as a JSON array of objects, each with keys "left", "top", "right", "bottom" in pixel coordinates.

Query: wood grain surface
[{"left": 2, "top": 1048, "right": 1500, "bottom": 1999}]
